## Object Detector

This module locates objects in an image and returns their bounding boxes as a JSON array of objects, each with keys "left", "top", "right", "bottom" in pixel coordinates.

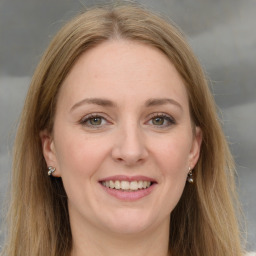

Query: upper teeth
[{"left": 102, "top": 180, "right": 151, "bottom": 191}]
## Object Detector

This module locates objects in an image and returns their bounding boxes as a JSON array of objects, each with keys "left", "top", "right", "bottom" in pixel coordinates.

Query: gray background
[{"left": 0, "top": 0, "right": 255, "bottom": 251}]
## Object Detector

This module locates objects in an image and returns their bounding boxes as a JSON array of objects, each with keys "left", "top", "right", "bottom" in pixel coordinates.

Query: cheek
[
  {"left": 156, "top": 134, "right": 191, "bottom": 174},
  {"left": 53, "top": 131, "right": 111, "bottom": 205},
  {"left": 153, "top": 133, "right": 191, "bottom": 210},
  {"left": 54, "top": 128, "right": 110, "bottom": 180}
]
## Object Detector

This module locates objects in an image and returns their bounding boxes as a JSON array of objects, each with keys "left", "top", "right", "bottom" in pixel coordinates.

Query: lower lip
[{"left": 100, "top": 183, "right": 156, "bottom": 201}]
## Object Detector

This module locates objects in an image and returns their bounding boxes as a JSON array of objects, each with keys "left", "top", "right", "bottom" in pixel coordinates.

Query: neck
[{"left": 70, "top": 216, "right": 170, "bottom": 256}]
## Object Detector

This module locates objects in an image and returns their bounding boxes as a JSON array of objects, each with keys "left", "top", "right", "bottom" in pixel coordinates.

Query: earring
[
  {"left": 48, "top": 166, "right": 56, "bottom": 176},
  {"left": 187, "top": 167, "right": 194, "bottom": 183}
]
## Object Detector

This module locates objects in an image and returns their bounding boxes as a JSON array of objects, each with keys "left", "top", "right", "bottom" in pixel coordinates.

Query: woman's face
[{"left": 42, "top": 40, "right": 202, "bottom": 235}]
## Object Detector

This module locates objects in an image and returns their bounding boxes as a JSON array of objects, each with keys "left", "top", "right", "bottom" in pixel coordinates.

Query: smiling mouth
[{"left": 101, "top": 180, "right": 153, "bottom": 191}]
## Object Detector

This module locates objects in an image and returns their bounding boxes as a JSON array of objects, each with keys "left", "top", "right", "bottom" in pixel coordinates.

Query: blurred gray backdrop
[{"left": 0, "top": 0, "right": 255, "bottom": 251}]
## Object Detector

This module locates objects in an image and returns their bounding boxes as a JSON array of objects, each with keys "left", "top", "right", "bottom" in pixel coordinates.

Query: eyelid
[
  {"left": 79, "top": 112, "right": 112, "bottom": 128},
  {"left": 146, "top": 112, "right": 176, "bottom": 127}
]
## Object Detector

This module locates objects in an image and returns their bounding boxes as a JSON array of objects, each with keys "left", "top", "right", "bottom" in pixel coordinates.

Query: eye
[
  {"left": 88, "top": 116, "right": 103, "bottom": 125},
  {"left": 147, "top": 113, "right": 176, "bottom": 128},
  {"left": 80, "top": 114, "right": 109, "bottom": 128},
  {"left": 152, "top": 116, "right": 165, "bottom": 125}
]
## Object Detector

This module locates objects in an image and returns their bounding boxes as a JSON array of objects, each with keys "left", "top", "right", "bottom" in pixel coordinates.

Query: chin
[{"left": 98, "top": 208, "right": 159, "bottom": 235}]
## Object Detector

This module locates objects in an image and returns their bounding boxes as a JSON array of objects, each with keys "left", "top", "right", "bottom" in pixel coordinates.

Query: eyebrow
[
  {"left": 145, "top": 98, "right": 183, "bottom": 110},
  {"left": 70, "top": 97, "right": 182, "bottom": 112},
  {"left": 70, "top": 98, "right": 116, "bottom": 112}
]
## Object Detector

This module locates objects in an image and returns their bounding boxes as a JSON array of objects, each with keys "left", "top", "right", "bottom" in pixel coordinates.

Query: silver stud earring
[
  {"left": 48, "top": 166, "right": 56, "bottom": 176},
  {"left": 187, "top": 167, "right": 194, "bottom": 183}
]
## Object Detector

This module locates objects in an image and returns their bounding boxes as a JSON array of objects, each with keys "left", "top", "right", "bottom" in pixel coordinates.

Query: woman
[{"left": 1, "top": 3, "right": 245, "bottom": 256}]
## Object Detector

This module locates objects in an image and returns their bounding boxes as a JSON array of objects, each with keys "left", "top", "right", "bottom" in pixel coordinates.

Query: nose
[{"left": 111, "top": 123, "right": 149, "bottom": 166}]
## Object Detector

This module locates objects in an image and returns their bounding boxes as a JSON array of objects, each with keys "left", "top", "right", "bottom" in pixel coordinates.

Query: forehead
[{"left": 58, "top": 40, "right": 189, "bottom": 110}]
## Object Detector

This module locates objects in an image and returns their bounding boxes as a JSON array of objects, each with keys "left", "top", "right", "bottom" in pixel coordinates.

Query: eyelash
[
  {"left": 146, "top": 113, "right": 176, "bottom": 128},
  {"left": 79, "top": 113, "right": 110, "bottom": 128},
  {"left": 79, "top": 113, "right": 176, "bottom": 129}
]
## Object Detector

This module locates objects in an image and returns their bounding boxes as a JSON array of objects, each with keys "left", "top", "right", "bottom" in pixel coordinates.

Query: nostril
[{"left": 111, "top": 141, "right": 148, "bottom": 166}]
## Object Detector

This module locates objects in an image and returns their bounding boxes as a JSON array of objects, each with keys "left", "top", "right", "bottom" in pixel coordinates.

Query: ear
[
  {"left": 189, "top": 126, "right": 202, "bottom": 169},
  {"left": 40, "top": 130, "right": 61, "bottom": 177}
]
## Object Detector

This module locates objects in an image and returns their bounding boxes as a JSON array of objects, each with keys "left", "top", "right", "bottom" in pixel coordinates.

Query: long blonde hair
[{"left": 2, "top": 3, "right": 244, "bottom": 256}]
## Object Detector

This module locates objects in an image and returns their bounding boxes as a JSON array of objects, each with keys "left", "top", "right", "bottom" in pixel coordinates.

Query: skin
[{"left": 41, "top": 40, "right": 202, "bottom": 256}]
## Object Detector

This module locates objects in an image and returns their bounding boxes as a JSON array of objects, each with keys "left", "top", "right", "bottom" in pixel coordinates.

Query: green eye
[
  {"left": 89, "top": 117, "right": 102, "bottom": 125},
  {"left": 80, "top": 114, "right": 110, "bottom": 129},
  {"left": 152, "top": 117, "right": 165, "bottom": 125},
  {"left": 148, "top": 114, "right": 176, "bottom": 128}
]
